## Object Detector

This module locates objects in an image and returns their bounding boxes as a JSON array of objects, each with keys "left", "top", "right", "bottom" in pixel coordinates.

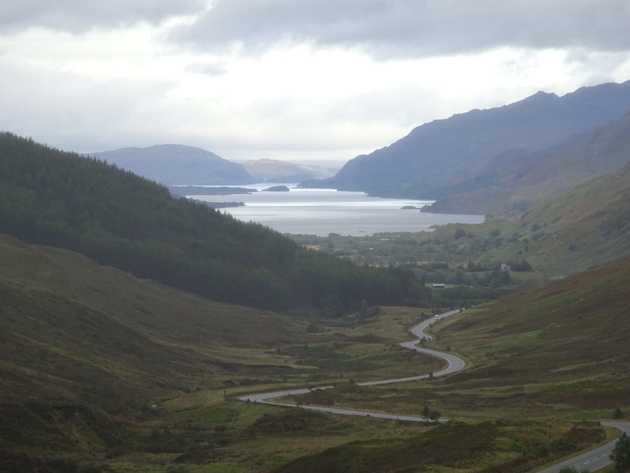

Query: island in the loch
[{"left": 263, "top": 185, "right": 291, "bottom": 192}]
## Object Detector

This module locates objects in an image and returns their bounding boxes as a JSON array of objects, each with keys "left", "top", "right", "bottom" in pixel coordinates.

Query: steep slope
[
  {"left": 436, "top": 254, "right": 630, "bottom": 408},
  {"left": 516, "top": 162, "right": 630, "bottom": 275},
  {"left": 430, "top": 162, "right": 630, "bottom": 278},
  {"left": 429, "top": 112, "right": 630, "bottom": 214},
  {"left": 0, "top": 234, "right": 299, "bottom": 411},
  {"left": 95, "top": 144, "right": 253, "bottom": 184},
  {"left": 0, "top": 133, "right": 423, "bottom": 313},
  {"left": 313, "top": 80, "right": 630, "bottom": 198}
]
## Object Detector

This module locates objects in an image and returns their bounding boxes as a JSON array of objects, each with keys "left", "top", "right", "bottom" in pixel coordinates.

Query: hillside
[
  {"left": 0, "top": 235, "right": 445, "bottom": 472},
  {"left": 410, "top": 161, "right": 630, "bottom": 281},
  {"left": 515, "top": 162, "right": 630, "bottom": 275},
  {"left": 309, "top": 80, "right": 630, "bottom": 199},
  {"left": 95, "top": 144, "right": 253, "bottom": 185},
  {"left": 0, "top": 234, "right": 300, "bottom": 411},
  {"left": 429, "top": 111, "right": 630, "bottom": 214},
  {"left": 0, "top": 133, "right": 425, "bottom": 313},
  {"left": 433, "top": 254, "right": 630, "bottom": 411}
]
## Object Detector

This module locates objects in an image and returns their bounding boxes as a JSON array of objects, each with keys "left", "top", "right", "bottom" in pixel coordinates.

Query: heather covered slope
[
  {"left": 516, "top": 161, "right": 630, "bottom": 275},
  {"left": 0, "top": 234, "right": 300, "bottom": 410},
  {"left": 311, "top": 80, "right": 630, "bottom": 199},
  {"left": 95, "top": 144, "right": 253, "bottom": 185},
  {"left": 435, "top": 254, "right": 630, "bottom": 408},
  {"left": 471, "top": 161, "right": 630, "bottom": 277},
  {"left": 418, "top": 159, "right": 630, "bottom": 280},
  {"left": 0, "top": 132, "right": 425, "bottom": 313}
]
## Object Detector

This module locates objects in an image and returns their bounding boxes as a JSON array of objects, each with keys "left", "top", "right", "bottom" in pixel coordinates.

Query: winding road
[
  {"left": 237, "top": 309, "right": 464, "bottom": 422},
  {"left": 237, "top": 308, "right": 630, "bottom": 472},
  {"left": 535, "top": 420, "right": 630, "bottom": 473}
]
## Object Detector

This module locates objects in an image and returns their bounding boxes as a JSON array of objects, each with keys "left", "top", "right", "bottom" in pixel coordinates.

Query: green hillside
[
  {"left": 399, "top": 159, "right": 630, "bottom": 282},
  {"left": 469, "top": 161, "right": 630, "bottom": 277},
  {"left": 0, "top": 234, "right": 302, "bottom": 411},
  {"left": 0, "top": 132, "right": 424, "bottom": 314},
  {"left": 276, "top": 258, "right": 630, "bottom": 473},
  {"left": 433, "top": 254, "right": 630, "bottom": 413},
  {"left": 0, "top": 236, "right": 445, "bottom": 472}
]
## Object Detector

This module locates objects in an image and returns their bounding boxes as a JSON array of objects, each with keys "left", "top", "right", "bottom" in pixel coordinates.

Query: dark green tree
[
  {"left": 0, "top": 133, "right": 427, "bottom": 314},
  {"left": 612, "top": 433, "right": 630, "bottom": 472}
]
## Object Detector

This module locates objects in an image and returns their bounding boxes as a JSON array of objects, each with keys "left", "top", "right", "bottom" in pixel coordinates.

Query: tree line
[{"left": 0, "top": 133, "right": 427, "bottom": 314}]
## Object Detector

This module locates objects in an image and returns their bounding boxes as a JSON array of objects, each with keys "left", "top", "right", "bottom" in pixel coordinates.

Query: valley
[{"left": 2, "top": 47, "right": 630, "bottom": 473}]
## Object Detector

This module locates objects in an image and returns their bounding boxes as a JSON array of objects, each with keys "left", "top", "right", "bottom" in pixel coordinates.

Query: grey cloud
[
  {"left": 174, "top": 0, "right": 630, "bottom": 57},
  {"left": 0, "top": 1, "right": 207, "bottom": 32}
]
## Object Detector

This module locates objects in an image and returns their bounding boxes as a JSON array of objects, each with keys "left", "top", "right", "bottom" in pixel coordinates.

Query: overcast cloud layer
[
  {"left": 1, "top": 1, "right": 629, "bottom": 161},
  {"left": 0, "top": 1, "right": 205, "bottom": 32},
  {"left": 179, "top": 0, "right": 630, "bottom": 57}
]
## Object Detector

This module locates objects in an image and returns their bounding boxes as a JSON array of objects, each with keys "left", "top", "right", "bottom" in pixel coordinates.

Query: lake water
[{"left": 187, "top": 183, "right": 484, "bottom": 236}]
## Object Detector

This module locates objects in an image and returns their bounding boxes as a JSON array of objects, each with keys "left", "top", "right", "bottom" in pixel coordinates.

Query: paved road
[
  {"left": 535, "top": 420, "right": 630, "bottom": 473},
  {"left": 237, "top": 309, "right": 465, "bottom": 422},
  {"left": 237, "top": 309, "right": 628, "bottom": 472}
]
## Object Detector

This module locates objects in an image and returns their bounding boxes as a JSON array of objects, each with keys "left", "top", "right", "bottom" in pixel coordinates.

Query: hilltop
[
  {"left": 94, "top": 144, "right": 253, "bottom": 185},
  {"left": 308, "top": 80, "right": 630, "bottom": 200}
]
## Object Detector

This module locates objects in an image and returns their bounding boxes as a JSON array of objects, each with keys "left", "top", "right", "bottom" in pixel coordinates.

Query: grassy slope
[
  {"left": 433, "top": 255, "right": 630, "bottom": 414},
  {"left": 0, "top": 236, "right": 448, "bottom": 471},
  {"left": 515, "top": 163, "right": 630, "bottom": 275},
  {"left": 0, "top": 234, "right": 302, "bottom": 411},
  {"left": 272, "top": 258, "right": 630, "bottom": 473},
  {"left": 416, "top": 160, "right": 630, "bottom": 281},
  {"left": 272, "top": 421, "right": 605, "bottom": 473}
]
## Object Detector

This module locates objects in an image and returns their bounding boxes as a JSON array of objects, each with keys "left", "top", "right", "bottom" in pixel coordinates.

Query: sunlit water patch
[{"left": 186, "top": 184, "right": 484, "bottom": 236}]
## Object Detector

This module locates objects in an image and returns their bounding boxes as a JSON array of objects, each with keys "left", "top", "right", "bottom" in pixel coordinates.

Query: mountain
[
  {"left": 94, "top": 144, "right": 253, "bottom": 185},
  {"left": 243, "top": 159, "right": 324, "bottom": 182},
  {"left": 310, "top": 80, "right": 630, "bottom": 199},
  {"left": 0, "top": 133, "right": 424, "bottom": 314},
  {"left": 428, "top": 111, "right": 630, "bottom": 214},
  {"left": 515, "top": 160, "right": 630, "bottom": 275},
  {"left": 443, "top": 160, "right": 630, "bottom": 278}
]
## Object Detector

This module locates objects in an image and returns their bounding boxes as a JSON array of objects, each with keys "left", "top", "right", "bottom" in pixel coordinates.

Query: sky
[{"left": 1, "top": 0, "right": 630, "bottom": 162}]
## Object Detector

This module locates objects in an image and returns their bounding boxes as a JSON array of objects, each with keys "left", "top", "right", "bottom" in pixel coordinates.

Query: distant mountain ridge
[
  {"left": 309, "top": 80, "right": 630, "bottom": 201},
  {"left": 95, "top": 144, "right": 253, "bottom": 185},
  {"left": 243, "top": 158, "right": 333, "bottom": 182},
  {"left": 428, "top": 111, "right": 630, "bottom": 214}
]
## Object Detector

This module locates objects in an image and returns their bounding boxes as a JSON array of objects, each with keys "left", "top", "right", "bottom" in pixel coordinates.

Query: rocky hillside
[{"left": 310, "top": 80, "right": 630, "bottom": 201}]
